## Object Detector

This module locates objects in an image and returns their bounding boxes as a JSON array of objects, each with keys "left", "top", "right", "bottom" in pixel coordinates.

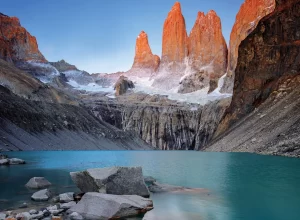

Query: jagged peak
[{"left": 171, "top": 2, "right": 182, "bottom": 12}]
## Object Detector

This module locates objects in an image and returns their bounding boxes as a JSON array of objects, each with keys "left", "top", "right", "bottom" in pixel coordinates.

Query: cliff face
[
  {"left": 89, "top": 96, "right": 230, "bottom": 150},
  {"left": 131, "top": 31, "right": 160, "bottom": 73},
  {"left": 208, "top": 0, "right": 300, "bottom": 156},
  {"left": 221, "top": 0, "right": 275, "bottom": 93},
  {"left": 0, "top": 13, "right": 46, "bottom": 63},
  {"left": 179, "top": 10, "right": 228, "bottom": 93}
]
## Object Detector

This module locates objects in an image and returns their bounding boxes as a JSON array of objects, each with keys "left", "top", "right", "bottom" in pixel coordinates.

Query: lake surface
[{"left": 1, "top": 151, "right": 300, "bottom": 220}]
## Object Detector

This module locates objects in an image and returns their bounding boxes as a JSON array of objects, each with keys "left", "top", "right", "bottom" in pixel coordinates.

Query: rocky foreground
[{"left": 0, "top": 166, "right": 204, "bottom": 220}]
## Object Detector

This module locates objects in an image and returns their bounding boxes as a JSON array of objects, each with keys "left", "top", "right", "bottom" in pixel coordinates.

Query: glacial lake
[{"left": 1, "top": 151, "right": 300, "bottom": 220}]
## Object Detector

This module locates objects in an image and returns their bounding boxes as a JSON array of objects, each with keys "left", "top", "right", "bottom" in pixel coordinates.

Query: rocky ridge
[
  {"left": 0, "top": 13, "right": 46, "bottom": 63},
  {"left": 207, "top": 0, "right": 300, "bottom": 157}
]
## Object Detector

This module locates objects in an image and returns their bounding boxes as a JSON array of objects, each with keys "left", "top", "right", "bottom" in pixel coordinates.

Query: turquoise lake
[{"left": 1, "top": 151, "right": 300, "bottom": 220}]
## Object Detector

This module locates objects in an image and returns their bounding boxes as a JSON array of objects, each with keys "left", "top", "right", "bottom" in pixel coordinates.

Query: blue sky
[{"left": 2, "top": 0, "right": 244, "bottom": 73}]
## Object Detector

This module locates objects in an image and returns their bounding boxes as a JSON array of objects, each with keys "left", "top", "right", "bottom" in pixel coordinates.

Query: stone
[
  {"left": 70, "top": 167, "right": 150, "bottom": 197},
  {"left": 29, "top": 210, "right": 38, "bottom": 215},
  {"left": 25, "top": 177, "right": 52, "bottom": 189},
  {"left": 0, "top": 13, "right": 46, "bottom": 63},
  {"left": 60, "top": 201, "right": 76, "bottom": 210},
  {"left": 221, "top": 0, "right": 275, "bottom": 93},
  {"left": 114, "top": 76, "right": 134, "bottom": 96},
  {"left": 144, "top": 176, "right": 156, "bottom": 185},
  {"left": 69, "top": 212, "right": 83, "bottom": 220},
  {"left": 47, "top": 205, "right": 59, "bottom": 211},
  {"left": 8, "top": 158, "right": 25, "bottom": 165},
  {"left": 49, "top": 209, "right": 64, "bottom": 216},
  {"left": 0, "top": 159, "right": 9, "bottom": 165},
  {"left": 182, "top": 10, "right": 228, "bottom": 93},
  {"left": 131, "top": 31, "right": 160, "bottom": 72},
  {"left": 52, "top": 196, "right": 60, "bottom": 203},
  {"left": 59, "top": 192, "right": 74, "bottom": 203},
  {"left": 69, "top": 193, "right": 153, "bottom": 220},
  {"left": 31, "top": 189, "right": 52, "bottom": 201},
  {"left": 43, "top": 210, "right": 51, "bottom": 217},
  {"left": 16, "top": 212, "right": 31, "bottom": 220},
  {"left": 0, "top": 213, "right": 6, "bottom": 220}
]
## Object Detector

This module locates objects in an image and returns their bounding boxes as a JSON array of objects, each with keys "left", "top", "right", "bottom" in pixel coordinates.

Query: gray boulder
[
  {"left": 69, "top": 192, "right": 153, "bottom": 220},
  {"left": 60, "top": 201, "right": 76, "bottom": 210},
  {"left": 59, "top": 192, "right": 74, "bottom": 203},
  {"left": 9, "top": 158, "right": 25, "bottom": 165},
  {"left": 0, "top": 213, "right": 6, "bottom": 220},
  {"left": 0, "top": 159, "right": 9, "bottom": 165},
  {"left": 25, "top": 177, "right": 52, "bottom": 189},
  {"left": 70, "top": 167, "right": 150, "bottom": 197},
  {"left": 29, "top": 209, "right": 38, "bottom": 215},
  {"left": 31, "top": 211, "right": 44, "bottom": 219},
  {"left": 31, "top": 189, "right": 52, "bottom": 201},
  {"left": 69, "top": 212, "right": 84, "bottom": 220},
  {"left": 114, "top": 75, "right": 135, "bottom": 96},
  {"left": 16, "top": 212, "right": 31, "bottom": 220}
]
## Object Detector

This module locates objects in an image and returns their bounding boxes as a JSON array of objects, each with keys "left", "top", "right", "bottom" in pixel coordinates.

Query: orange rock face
[
  {"left": 161, "top": 2, "right": 188, "bottom": 66},
  {"left": 221, "top": 0, "right": 275, "bottom": 92},
  {"left": 0, "top": 13, "right": 46, "bottom": 63},
  {"left": 188, "top": 10, "right": 228, "bottom": 90},
  {"left": 132, "top": 31, "right": 160, "bottom": 72},
  {"left": 228, "top": 0, "right": 275, "bottom": 76}
]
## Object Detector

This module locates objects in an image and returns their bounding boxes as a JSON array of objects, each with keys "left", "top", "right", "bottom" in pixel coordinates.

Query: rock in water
[
  {"left": 69, "top": 193, "right": 153, "bottom": 220},
  {"left": 0, "top": 159, "right": 9, "bottom": 165},
  {"left": 31, "top": 189, "right": 52, "bottom": 201},
  {"left": 60, "top": 201, "right": 76, "bottom": 210},
  {"left": 8, "top": 158, "right": 25, "bottom": 165},
  {"left": 70, "top": 167, "right": 150, "bottom": 197},
  {"left": 25, "top": 177, "right": 52, "bottom": 189},
  {"left": 221, "top": 0, "right": 275, "bottom": 93},
  {"left": 114, "top": 76, "right": 135, "bottom": 96},
  {"left": 131, "top": 31, "right": 160, "bottom": 72},
  {"left": 59, "top": 192, "right": 74, "bottom": 203}
]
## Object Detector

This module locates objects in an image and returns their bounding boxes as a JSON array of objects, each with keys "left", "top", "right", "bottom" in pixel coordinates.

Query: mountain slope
[{"left": 206, "top": 0, "right": 300, "bottom": 157}]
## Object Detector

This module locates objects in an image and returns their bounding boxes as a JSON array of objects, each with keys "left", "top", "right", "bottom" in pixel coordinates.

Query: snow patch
[
  {"left": 27, "top": 61, "right": 60, "bottom": 76},
  {"left": 67, "top": 80, "right": 114, "bottom": 93}
]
